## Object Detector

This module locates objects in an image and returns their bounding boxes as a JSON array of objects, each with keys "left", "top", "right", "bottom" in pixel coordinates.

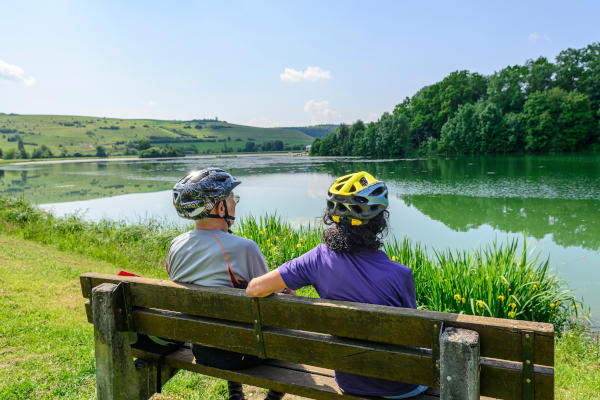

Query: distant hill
[
  {"left": 0, "top": 114, "right": 317, "bottom": 158},
  {"left": 281, "top": 124, "right": 338, "bottom": 138}
]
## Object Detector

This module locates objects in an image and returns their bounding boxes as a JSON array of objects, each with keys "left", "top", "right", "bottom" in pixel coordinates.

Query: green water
[{"left": 1, "top": 154, "right": 599, "bottom": 322}]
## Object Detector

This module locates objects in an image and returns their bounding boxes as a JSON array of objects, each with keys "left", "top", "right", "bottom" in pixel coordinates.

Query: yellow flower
[
  {"left": 508, "top": 311, "right": 516, "bottom": 318},
  {"left": 517, "top": 262, "right": 522, "bottom": 267},
  {"left": 476, "top": 300, "right": 485, "bottom": 308},
  {"left": 509, "top": 302, "right": 517, "bottom": 309},
  {"left": 296, "top": 243, "right": 301, "bottom": 248},
  {"left": 508, "top": 288, "right": 511, "bottom": 292},
  {"left": 453, "top": 294, "right": 461, "bottom": 301},
  {"left": 573, "top": 305, "right": 580, "bottom": 309},
  {"left": 497, "top": 295, "right": 505, "bottom": 302},
  {"left": 532, "top": 284, "right": 538, "bottom": 291},
  {"left": 391, "top": 255, "right": 398, "bottom": 262},
  {"left": 299, "top": 238, "right": 303, "bottom": 242},
  {"left": 259, "top": 231, "right": 264, "bottom": 235},
  {"left": 461, "top": 297, "right": 466, "bottom": 303},
  {"left": 275, "top": 236, "right": 279, "bottom": 241},
  {"left": 550, "top": 303, "right": 555, "bottom": 308},
  {"left": 556, "top": 300, "right": 561, "bottom": 306}
]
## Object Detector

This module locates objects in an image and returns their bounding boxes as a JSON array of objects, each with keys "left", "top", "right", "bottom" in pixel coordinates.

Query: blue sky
[{"left": 1, "top": 1, "right": 599, "bottom": 126}]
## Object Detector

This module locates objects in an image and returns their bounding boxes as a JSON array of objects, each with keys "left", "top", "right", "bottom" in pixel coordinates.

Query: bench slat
[
  {"left": 131, "top": 347, "right": 445, "bottom": 400},
  {"left": 80, "top": 273, "right": 254, "bottom": 323},
  {"left": 258, "top": 295, "right": 554, "bottom": 366},
  {"left": 133, "top": 308, "right": 260, "bottom": 356}
]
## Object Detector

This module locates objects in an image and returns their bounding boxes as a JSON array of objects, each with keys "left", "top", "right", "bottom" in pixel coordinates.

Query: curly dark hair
[{"left": 321, "top": 210, "right": 389, "bottom": 253}]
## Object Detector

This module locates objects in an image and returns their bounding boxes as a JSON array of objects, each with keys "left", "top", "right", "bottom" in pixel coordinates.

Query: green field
[{"left": 0, "top": 114, "right": 323, "bottom": 158}]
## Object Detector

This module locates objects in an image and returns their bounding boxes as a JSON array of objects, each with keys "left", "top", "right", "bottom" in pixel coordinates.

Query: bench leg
[
  {"left": 92, "top": 282, "right": 157, "bottom": 400},
  {"left": 440, "top": 328, "right": 480, "bottom": 400}
]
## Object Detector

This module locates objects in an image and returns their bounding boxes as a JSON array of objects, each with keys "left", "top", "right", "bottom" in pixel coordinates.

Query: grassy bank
[
  {"left": 1, "top": 196, "right": 597, "bottom": 398},
  {"left": 0, "top": 197, "right": 582, "bottom": 328}
]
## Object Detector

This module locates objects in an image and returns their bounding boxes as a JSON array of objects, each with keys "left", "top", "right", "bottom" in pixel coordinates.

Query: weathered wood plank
[
  {"left": 480, "top": 358, "right": 554, "bottom": 400},
  {"left": 92, "top": 283, "right": 157, "bottom": 400},
  {"left": 81, "top": 273, "right": 254, "bottom": 324},
  {"left": 132, "top": 308, "right": 259, "bottom": 355},
  {"left": 131, "top": 347, "right": 444, "bottom": 400},
  {"left": 258, "top": 295, "right": 554, "bottom": 366}
]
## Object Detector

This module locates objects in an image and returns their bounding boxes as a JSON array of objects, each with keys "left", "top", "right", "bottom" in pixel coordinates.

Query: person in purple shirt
[{"left": 247, "top": 171, "right": 428, "bottom": 399}]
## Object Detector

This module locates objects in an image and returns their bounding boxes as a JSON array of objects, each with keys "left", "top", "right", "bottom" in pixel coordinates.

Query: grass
[
  {"left": 0, "top": 114, "right": 315, "bottom": 158},
  {"left": 0, "top": 196, "right": 598, "bottom": 398},
  {"left": 0, "top": 198, "right": 584, "bottom": 327}
]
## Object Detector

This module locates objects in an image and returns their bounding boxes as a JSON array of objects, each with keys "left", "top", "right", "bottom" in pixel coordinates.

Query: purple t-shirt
[{"left": 279, "top": 244, "right": 419, "bottom": 397}]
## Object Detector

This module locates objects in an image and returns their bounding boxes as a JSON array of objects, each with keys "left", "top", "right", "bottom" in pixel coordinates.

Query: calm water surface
[{"left": 1, "top": 154, "right": 599, "bottom": 322}]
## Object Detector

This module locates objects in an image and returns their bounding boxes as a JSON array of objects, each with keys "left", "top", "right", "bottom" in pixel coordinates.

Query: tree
[
  {"left": 96, "top": 145, "right": 108, "bottom": 157},
  {"left": 137, "top": 138, "right": 151, "bottom": 150},
  {"left": 31, "top": 145, "right": 54, "bottom": 159},
  {"left": 407, "top": 70, "right": 487, "bottom": 146},
  {"left": 4, "top": 149, "right": 17, "bottom": 159},
  {"left": 487, "top": 65, "right": 527, "bottom": 114},
  {"left": 525, "top": 57, "right": 556, "bottom": 95},
  {"left": 522, "top": 89, "right": 561, "bottom": 152},
  {"left": 557, "top": 90, "right": 595, "bottom": 151},
  {"left": 244, "top": 141, "right": 256, "bottom": 152}
]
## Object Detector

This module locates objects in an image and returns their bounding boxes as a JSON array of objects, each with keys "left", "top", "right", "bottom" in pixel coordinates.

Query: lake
[{"left": 1, "top": 154, "right": 599, "bottom": 323}]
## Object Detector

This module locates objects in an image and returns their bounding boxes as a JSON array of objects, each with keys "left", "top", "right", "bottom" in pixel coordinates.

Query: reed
[{"left": 0, "top": 197, "right": 583, "bottom": 331}]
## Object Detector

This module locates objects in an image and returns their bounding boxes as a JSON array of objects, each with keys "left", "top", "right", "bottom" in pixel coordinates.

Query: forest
[{"left": 311, "top": 43, "right": 600, "bottom": 157}]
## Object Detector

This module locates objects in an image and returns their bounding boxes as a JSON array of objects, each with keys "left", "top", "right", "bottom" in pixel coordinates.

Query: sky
[{"left": 1, "top": 1, "right": 599, "bottom": 127}]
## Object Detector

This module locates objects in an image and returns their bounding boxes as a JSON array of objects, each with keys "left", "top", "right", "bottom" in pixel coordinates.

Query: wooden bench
[{"left": 79, "top": 273, "right": 554, "bottom": 400}]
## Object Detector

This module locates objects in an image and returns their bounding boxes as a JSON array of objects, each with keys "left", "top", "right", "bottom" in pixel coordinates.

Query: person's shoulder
[
  {"left": 170, "top": 231, "right": 191, "bottom": 245},
  {"left": 379, "top": 251, "right": 413, "bottom": 276},
  {"left": 221, "top": 232, "right": 261, "bottom": 251}
]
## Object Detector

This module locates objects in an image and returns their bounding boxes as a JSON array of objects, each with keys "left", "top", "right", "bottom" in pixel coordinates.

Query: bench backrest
[{"left": 80, "top": 273, "right": 554, "bottom": 400}]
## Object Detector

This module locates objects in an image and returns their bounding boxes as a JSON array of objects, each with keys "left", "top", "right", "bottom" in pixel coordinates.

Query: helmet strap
[{"left": 206, "top": 199, "right": 236, "bottom": 233}]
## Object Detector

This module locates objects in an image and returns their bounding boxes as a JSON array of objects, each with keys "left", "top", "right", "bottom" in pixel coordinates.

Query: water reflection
[{"left": 402, "top": 194, "right": 600, "bottom": 250}]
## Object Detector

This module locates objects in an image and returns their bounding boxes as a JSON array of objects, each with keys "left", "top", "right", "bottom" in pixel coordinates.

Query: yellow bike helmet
[{"left": 326, "top": 171, "right": 388, "bottom": 225}]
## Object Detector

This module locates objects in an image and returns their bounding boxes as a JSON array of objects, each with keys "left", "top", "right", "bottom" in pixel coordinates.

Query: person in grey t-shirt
[{"left": 168, "top": 168, "right": 284, "bottom": 400}]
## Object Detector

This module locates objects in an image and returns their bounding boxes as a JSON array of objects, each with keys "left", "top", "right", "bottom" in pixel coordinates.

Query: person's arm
[{"left": 246, "top": 269, "right": 288, "bottom": 297}]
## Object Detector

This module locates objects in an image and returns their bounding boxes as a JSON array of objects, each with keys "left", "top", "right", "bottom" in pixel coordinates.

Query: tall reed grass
[{"left": 0, "top": 197, "right": 583, "bottom": 331}]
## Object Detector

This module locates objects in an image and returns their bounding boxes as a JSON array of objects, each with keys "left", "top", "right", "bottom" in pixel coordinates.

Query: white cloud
[
  {"left": 148, "top": 100, "right": 157, "bottom": 106},
  {"left": 304, "top": 100, "right": 341, "bottom": 123},
  {"left": 528, "top": 33, "right": 550, "bottom": 43},
  {"left": 0, "top": 60, "right": 35, "bottom": 86},
  {"left": 280, "top": 66, "right": 331, "bottom": 82}
]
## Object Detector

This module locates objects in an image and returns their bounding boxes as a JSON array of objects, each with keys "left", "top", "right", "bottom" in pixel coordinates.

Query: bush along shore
[{"left": 0, "top": 197, "right": 584, "bottom": 332}]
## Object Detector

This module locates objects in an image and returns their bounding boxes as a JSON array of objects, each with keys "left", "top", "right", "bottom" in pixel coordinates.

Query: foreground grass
[
  {"left": 0, "top": 233, "right": 598, "bottom": 399},
  {"left": 0, "top": 233, "right": 258, "bottom": 400}
]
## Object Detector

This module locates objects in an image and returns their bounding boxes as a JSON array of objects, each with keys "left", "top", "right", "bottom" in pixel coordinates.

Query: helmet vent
[
  {"left": 355, "top": 196, "right": 367, "bottom": 204},
  {"left": 372, "top": 187, "right": 384, "bottom": 196},
  {"left": 338, "top": 176, "right": 350, "bottom": 183},
  {"left": 350, "top": 205, "right": 362, "bottom": 214},
  {"left": 335, "top": 184, "right": 344, "bottom": 190},
  {"left": 360, "top": 177, "right": 368, "bottom": 186},
  {"left": 350, "top": 185, "right": 357, "bottom": 192},
  {"left": 326, "top": 200, "right": 334, "bottom": 209}
]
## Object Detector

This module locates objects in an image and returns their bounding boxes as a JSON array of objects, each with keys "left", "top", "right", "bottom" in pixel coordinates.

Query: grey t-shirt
[{"left": 166, "top": 229, "right": 269, "bottom": 288}]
